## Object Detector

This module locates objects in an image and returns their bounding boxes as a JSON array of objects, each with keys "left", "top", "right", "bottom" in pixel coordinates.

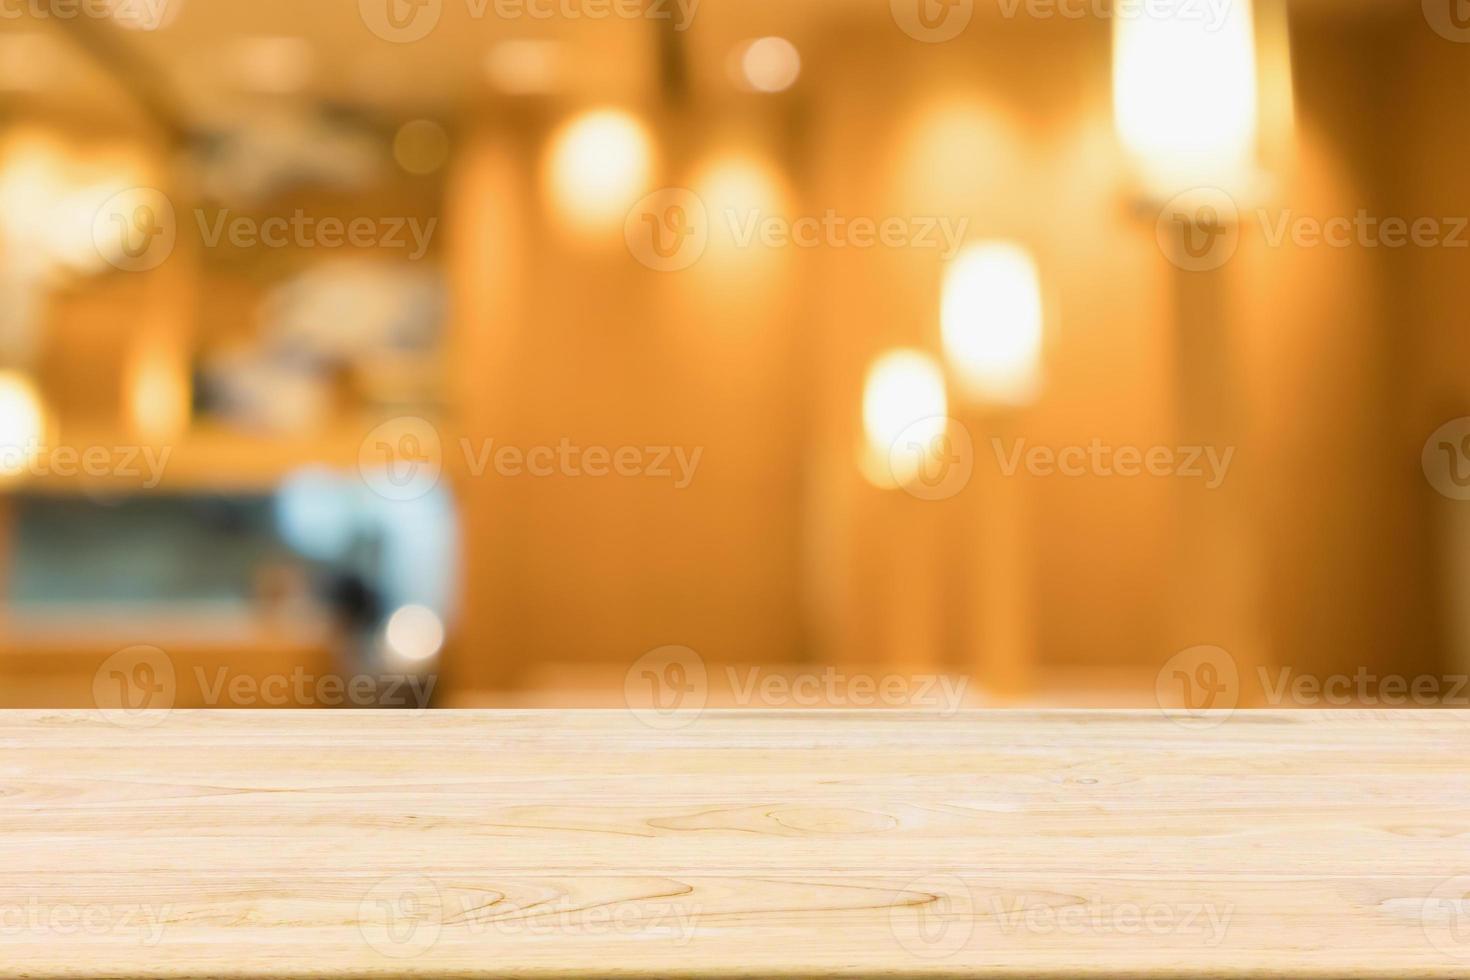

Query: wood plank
[{"left": 0, "top": 710, "right": 1466, "bottom": 977}]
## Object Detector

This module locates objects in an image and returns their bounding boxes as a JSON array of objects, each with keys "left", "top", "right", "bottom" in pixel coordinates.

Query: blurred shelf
[
  {"left": 0, "top": 600, "right": 335, "bottom": 655},
  {"left": 0, "top": 420, "right": 438, "bottom": 496},
  {"left": 0, "top": 601, "right": 339, "bottom": 708}
]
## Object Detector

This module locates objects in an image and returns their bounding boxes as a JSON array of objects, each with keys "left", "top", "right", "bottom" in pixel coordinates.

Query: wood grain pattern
[{"left": 1, "top": 710, "right": 1467, "bottom": 977}]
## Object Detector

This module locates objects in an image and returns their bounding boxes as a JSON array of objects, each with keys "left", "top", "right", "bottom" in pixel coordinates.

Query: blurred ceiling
[
  {"left": 6, "top": 0, "right": 854, "bottom": 127},
  {"left": 1, "top": 0, "right": 1406, "bottom": 132}
]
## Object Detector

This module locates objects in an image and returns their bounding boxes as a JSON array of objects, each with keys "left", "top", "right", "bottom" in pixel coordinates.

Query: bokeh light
[
  {"left": 383, "top": 604, "right": 446, "bottom": 664},
  {"left": 861, "top": 349, "right": 948, "bottom": 489},
  {"left": 393, "top": 119, "right": 451, "bottom": 176},
  {"left": 739, "top": 37, "right": 801, "bottom": 93},
  {"left": 941, "top": 242, "right": 1044, "bottom": 406},
  {"left": 545, "top": 109, "right": 653, "bottom": 234}
]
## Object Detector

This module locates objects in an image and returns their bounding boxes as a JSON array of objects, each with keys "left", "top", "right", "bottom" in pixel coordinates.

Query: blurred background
[{"left": 1, "top": 0, "right": 1467, "bottom": 712}]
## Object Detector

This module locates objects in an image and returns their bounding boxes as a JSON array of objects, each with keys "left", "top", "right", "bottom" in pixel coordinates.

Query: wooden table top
[{"left": 2, "top": 709, "right": 1467, "bottom": 977}]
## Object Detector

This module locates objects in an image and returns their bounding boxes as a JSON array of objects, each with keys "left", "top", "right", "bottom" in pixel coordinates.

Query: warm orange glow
[
  {"left": 546, "top": 109, "right": 653, "bottom": 234},
  {"left": 690, "top": 154, "right": 786, "bottom": 268},
  {"left": 941, "top": 242, "right": 1043, "bottom": 406},
  {"left": 1113, "top": 0, "right": 1259, "bottom": 193},
  {"left": 0, "top": 370, "right": 44, "bottom": 481},
  {"left": 484, "top": 40, "right": 561, "bottom": 95},
  {"left": 127, "top": 343, "right": 190, "bottom": 442},
  {"left": 894, "top": 101, "right": 1027, "bottom": 223},
  {"left": 0, "top": 132, "right": 154, "bottom": 276},
  {"left": 861, "top": 349, "right": 948, "bottom": 489}
]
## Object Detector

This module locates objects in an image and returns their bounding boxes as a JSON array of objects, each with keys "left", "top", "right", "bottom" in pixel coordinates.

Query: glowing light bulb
[
  {"left": 941, "top": 242, "right": 1043, "bottom": 406},
  {"left": 0, "top": 371, "right": 44, "bottom": 481},
  {"left": 861, "top": 349, "right": 948, "bottom": 489},
  {"left": 1113, "top": 0, "right": 1258, "bottom": 193},
  {"left": 383, "top": 604, "right": 445, "bottom": 664},
  {"left": 546, "top": 109, "right": 652, "bottom": 234}
]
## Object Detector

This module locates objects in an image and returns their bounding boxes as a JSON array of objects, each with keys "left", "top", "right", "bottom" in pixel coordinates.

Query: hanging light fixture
[{"left": 1112, "top": 0, "right": 1260, "bottom": 196}]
